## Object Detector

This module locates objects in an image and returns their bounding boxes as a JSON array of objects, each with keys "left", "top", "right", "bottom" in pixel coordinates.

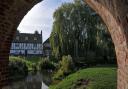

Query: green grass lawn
[
  {"left": 25, "top": 56, "right": 42, "bottom": 63},
  {"left": 50, "top": 67, "right": 117, "bottom": 89},
  {"left": 9, "top": 56, "right": 42, "bottom": 70}
]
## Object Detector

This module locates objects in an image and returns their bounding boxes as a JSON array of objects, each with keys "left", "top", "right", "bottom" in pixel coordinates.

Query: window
[
  {"left": 15, "top": 43, "right": 19, "bottom": 47},
  {"left": 16, "top": 36, "right": 19, "bottom": 40},
  {"left": 33, "top": 44, "right": 37, "bottom": 47},
  {"left": 25, "top": 37, "right": 28, "bottom": 40},
  {"left": 34, "top": 37, "right": 37, "bottom": 40}
]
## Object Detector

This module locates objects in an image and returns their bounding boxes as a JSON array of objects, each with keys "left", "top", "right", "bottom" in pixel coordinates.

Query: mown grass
[
  {"left": 25, "top": 56, "right": 42, "bottom": 63},
  {"left": 9, "top": 56, "right": 42, "bottom": 71},
  {"left": 49, "top": 67, "right": 117, "bottom": 89}
]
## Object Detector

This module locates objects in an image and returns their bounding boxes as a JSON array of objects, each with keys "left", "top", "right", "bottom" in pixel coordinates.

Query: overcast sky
[{"left": 18, "top": 0, "right": 73, "bottom": 42}]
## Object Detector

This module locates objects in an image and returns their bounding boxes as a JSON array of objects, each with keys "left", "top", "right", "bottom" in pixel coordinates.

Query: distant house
[
  {"left": 43, "top": 38, "right": 52, "bottom": 57},
  {"left": 10, "top": 31, "right": 43, "bottom": 56}
]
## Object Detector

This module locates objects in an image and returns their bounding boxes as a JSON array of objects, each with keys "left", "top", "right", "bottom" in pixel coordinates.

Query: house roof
[
  {"left": 12, "top": 32, "right": 42, "bottom": 43},
  {"left": 43, "top": 38, "right": 50, "bottom": 44},
  {"left": 43, "top": 38, "right": 51, "bottom": 50}
]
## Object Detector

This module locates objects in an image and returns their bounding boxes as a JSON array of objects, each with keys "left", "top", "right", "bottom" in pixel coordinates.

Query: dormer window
[
  {"left": 34, "top": 37, "right": 37, "bottom": 40},
  {"left": 16, "top": 36, "right": 19, "bottom": 40},
  {"left": 25, "top": 37, "right": 28, "bottom": 40}
]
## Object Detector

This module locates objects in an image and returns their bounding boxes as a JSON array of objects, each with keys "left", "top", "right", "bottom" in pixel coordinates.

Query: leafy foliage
[
  {"left": 9, "top": 57, "right": 28, "bottom": 80},
  {"left": 38, "top": 57, "right": 56, "bottom": 71},
  {"left": 53, "top": 55, "right": 74, "bottom": 80},
  {"left": 9, "top": 56, "right": 41, "bottom": 71},
  {"left": 50, "top": 0, "right": 116, "bottom": 65}
]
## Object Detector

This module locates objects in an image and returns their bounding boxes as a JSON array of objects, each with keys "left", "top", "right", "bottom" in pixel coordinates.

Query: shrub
[
  {"left": 85, "top": 51, "right": 97, "bottom": 66},
  {"left": 9, "top": 56, "right": 39, "bottom": 71},
  {"left": 53, "top": 55, "right": 74, "bottom": 80},
  {"left": 9, "top": 59, "right": 28, "bottom": 80},
  {"left": 49, "top": 56, "right": 58, "bottom": 63},
  {"left": 39, "top": 57, "right": 56, "bottom": 71}
]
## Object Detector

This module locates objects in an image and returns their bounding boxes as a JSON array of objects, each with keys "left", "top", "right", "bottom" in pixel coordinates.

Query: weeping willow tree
[{"left": 50, "top": 0, "right": 115, "bottom": 63}]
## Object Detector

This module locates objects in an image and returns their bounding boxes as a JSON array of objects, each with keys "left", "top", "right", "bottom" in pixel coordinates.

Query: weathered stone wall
[
  {"left": 85, "top": 0, "right": 128, "bottom": 89},
  {"left": 0, "top": 0, "right": 41, "bottom": 88}
]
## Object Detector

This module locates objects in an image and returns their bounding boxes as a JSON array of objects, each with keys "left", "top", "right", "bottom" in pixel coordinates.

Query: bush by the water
[
  {"left": 53, "top": 55, "right": 74, "bottom": 80},
  {"left": 50, "top": 67, "right": 117, "bottom": 89},
  {"left": 39, "top": 57, "right": 56, "bottom": 71},
  {"left": 9, "top": 56, "right": 42, "bottom": 71},
  {"left": 9, "top": 57, "right": 28, "bottom": 80}
]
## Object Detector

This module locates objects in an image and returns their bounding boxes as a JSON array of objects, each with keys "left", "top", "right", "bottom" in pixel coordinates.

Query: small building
[
  {"left": 10, "top": 31, "right": 43, "bottom": 56},
  {"left": 43, "top": 38, "right": 52, "bottom": 57}
]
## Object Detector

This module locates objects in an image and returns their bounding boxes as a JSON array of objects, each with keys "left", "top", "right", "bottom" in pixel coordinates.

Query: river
[{"left": 2, "top": 71, "right": 52, "bottom": 89}]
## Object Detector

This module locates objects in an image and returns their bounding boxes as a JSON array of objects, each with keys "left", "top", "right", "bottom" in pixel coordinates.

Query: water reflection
[{"left": 2, "top": 71, "right": 52, "bottom": 89}]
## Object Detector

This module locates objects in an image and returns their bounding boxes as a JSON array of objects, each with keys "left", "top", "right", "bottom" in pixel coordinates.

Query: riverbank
[{"left": 49, "top": 67, "right": 117, "bottom": 89}]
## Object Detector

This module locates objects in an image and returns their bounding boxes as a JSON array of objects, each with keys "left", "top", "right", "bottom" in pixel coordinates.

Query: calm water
[{"left": 2, "top": 71, "right": 52, "bottom": 89}]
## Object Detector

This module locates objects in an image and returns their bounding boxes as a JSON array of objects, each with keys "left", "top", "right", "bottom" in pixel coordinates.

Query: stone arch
[{"left": 0, "top": 0, "right": 128, "bottom": 89}]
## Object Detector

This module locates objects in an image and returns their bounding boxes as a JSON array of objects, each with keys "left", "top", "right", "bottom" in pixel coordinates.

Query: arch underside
[
  {"left": 0, "top": 0, "right": 128, "bottom": 89},
  {"left": 85, "top": 0, "right": 128, "bottom": 89},
  {"left": 0, "top": 0, "right": 41, "bottom": 88}
]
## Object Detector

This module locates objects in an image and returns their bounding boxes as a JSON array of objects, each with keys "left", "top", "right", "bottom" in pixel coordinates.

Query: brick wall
[
  {"left": 0, "top": 0, "right": 41, "bottom": 88},
  {"left": 85, "top": 0, "right": 128, "bottom": 89}
]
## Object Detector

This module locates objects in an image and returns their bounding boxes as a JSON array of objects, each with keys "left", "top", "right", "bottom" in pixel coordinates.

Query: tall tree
[{"left": 50, "top": 0, "right": 115, "bottom": 64}]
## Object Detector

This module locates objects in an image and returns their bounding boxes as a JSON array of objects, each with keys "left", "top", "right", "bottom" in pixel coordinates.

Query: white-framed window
[
  {"left": 16, "top": 36, "right": 19, "bottom": 40},
  {"left": 25, "top": 37, "right": 28, "bottom": 40},
  {"left": 34, "top": 37, "right": 37, "bottom": 40},
  {"left": 15, "top": 43, "right": 19, "bottom": 47},
  {"left": 33, "top": 44, "right": 37, "bottom": 49},
  {"left": 14, "top": 43, "right": 19, "bottom": 49}
]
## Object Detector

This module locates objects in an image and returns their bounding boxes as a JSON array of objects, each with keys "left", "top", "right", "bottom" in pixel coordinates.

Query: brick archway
[
  {"left": 85, "top": 0, "right": 128, "bottom": 89},
  {"left": 0, "top": 0, "right": 41, "bottom": 88},
  {"left": 0, "top": 0, "right": 127, "bottom": 89}
]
